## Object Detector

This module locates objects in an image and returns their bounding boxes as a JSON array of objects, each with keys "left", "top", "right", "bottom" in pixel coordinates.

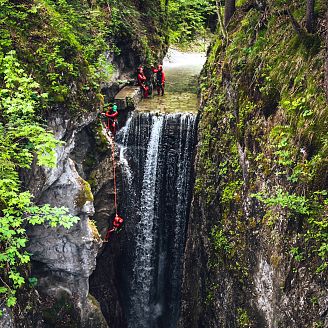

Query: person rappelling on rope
[
  {"left": 104, "top": 214, "right": 124, "bottom": 241},
  {"left": 152, "top": 64, "right": 165, "bottom": 96},
  {"left": 101, "top": 103, "right": 119, "bottom": 136},
  {"left": 137, "top": 66, "right": 149, "bottom": 98}
]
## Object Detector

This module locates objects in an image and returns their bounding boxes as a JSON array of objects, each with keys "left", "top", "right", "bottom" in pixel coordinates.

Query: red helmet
[{"left": 158, "top": 65, "right": 163, "bottom": 71}]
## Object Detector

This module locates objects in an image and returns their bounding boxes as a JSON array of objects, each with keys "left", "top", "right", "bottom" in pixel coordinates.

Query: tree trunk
[
  {"left": 224, "top": 0, "right": 236, "bottom": 27},
  {"left": 216, "top": 0, "right": 227, "bottom": 39},
  {"left": 163, "top": 0, "right": 170, "bottom": 41},
  {"left": 305, "top": 0, "right": 315, "bottom": 33}
]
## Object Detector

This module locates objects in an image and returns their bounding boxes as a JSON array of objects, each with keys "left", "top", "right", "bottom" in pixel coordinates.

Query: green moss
[
  {"left": 237, "top": 308, "right": 252, "bottom": 328},
  {"left": 42, "top": 291, "right": 79, "bottom": 328},
  {"left": 197, "top": 0, "right": 328, "bottom": 275},
  {"left": 88, "top": 219, "right": 101, "bottom": 242},
  {"left": 75, "top": 178, "right": 94, "bottom": 208}
]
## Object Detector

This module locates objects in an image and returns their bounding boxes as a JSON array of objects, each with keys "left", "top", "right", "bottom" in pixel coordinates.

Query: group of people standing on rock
[
  {"left": 99, "top": 64, "right": 166, "bottom": 137},
  {"left": 137, "top": 64, "right": 165, "bottom": 98}
]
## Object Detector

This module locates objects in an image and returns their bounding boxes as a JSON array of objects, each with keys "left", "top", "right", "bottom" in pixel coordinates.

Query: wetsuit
[
  {"left": 152, "top": 67, "right": 165, "bottom": 96},
  {"left": 105, "top": 215, "right": 124, "bottom": 240},
  {"left": 137, "top": 71, "right": 149, "bottom": 98},
  {"left": 104, "top": 108, "right": 118, "bottom": 135}
]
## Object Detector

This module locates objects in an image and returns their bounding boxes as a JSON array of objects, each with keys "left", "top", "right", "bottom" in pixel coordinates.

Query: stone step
[{"left": 114, "top": 86, "right": 142, "bottom": 110}]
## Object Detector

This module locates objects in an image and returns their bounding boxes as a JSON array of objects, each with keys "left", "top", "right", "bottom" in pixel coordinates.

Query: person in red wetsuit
[
  {"left": 101, "top": 103, "right": 118, "bottom": 136},
  {"left": 152, "top": 64, "right": 165, "bottom": 96},
  {"left": 137, "top": 67, "right": 149, "bottom": 98},
  {"left": 104, "top": 214, "right": 124, "bottom": 241}
]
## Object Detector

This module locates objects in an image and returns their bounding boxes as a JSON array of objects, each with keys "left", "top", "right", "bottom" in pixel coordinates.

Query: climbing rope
[
  {"left": 98, "top": 118, "right": 121, "bottom": 242},
  {"left": 108, "top": 134, "right": 118, "bottom": 216}
]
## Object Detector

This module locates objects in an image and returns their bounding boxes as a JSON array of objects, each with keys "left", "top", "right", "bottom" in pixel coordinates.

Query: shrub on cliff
[{"left": 0, "top": 51, "right": 80, "bottom": 314}]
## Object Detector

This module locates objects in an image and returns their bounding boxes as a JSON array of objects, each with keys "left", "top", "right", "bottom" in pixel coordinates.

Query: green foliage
[
  {"left": 211, "top": 225, "right": 232, "bottom": 254},
  {"left": 222, "top": 180, "right": 243, "bottom": 204},
  {"left": 252, "top": 189, "right": 311, "bottom": 215},
  {"left": 290, "top": 246, "right": 305, "bottom": 262},
  {"left": 253, "top": 189, "right": 328, "bottom": 271},
  {"left": 0, "top": 0, "right": 163, "bottom": 110},
  {"left": 166, "top": 0, "right": 216, "bottom": 45},
  {"left": 237, "top": 308, "right": 251, "bottom": 327},
  {"left": 0, "top": 51, "right": 79, "bottom": 311}
]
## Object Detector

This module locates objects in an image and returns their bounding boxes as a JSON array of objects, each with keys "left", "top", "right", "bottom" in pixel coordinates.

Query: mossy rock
[
  {"left": 75, "top": 178, "right": 94, "bottom": 208},
  {"left": 88, "top": 219, "right": 101, "bottom": 242},
  {"left": 42, "top": 291, "right": 80, "bottom": 328}
]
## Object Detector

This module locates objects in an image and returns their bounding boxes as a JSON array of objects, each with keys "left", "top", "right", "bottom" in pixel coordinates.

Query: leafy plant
[
  {"left": 166, "top": 0, "right": 216, "bottom": 45},
  {"left": 290, "top": 246, "right": 304, "bottom": 262},
  {"left": 211, "top": 225, "right": 232, "bottom": 254},
  {"left": 0, "top": 51, "right": 79, "bottom": 311}
]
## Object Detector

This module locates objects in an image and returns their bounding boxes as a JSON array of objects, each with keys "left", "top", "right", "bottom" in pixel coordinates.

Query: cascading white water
[
  {"left": 115, "top": 111, "right": 196, "bottom": 328},
  {"left": 129, "top": 115, "right": 164, "bottom": 327},
  {"left": 118, "top": 114, "right": 133, "bottom": 184}
]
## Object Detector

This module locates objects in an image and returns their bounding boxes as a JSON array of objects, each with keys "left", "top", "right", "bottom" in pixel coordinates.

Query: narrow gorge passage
[{"left": 90, "top": 50, "right": 205, "bottom": 328}]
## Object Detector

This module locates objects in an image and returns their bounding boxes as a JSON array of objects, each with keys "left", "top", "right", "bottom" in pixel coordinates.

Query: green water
[{"left": 137, "top": 49, "right": 206, "bottom": 113}]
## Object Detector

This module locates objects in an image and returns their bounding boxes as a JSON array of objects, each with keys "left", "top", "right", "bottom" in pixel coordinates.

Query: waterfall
[
  {"left": 131, "top": 115, "right": 164, "bottom": 326},
  {"left": 116, "top": 111, "right": 196, "bottom": 328}
]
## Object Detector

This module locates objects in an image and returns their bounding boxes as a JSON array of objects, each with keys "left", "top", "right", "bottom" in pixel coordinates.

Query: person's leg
[
  {"left": 105, "top": 228, "right": 115, "bottom": 240},
  {"left": 161, "top": 85, "right": 164, "bottom": 96},
  {"left": 144, "top": 86, "right": 149, "bottom": 98},
  {"left": 111, "top": 122, "right": 116, "bottom": 136},
  {"left": 141, "top": 85, "right": 148, "bottom": 98}
]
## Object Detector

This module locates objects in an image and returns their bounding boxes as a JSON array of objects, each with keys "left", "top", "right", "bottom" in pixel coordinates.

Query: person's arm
[
  {"left": 138, "top": 74, "right": 146, "bottom": 83},
  {"left": 105, "top": 111, "right": 118, "bottom": 118},
  {"left": 162, "top": 71, "right": 165, "bottom": 84}
]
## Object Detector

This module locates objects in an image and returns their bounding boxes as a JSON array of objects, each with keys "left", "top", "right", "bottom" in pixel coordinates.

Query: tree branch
[
  {"left": 215, "top": 0, "right": 227, "bottom": 40},
  {"left": 286, "top": 9, "right": 304, "bottom": 38}
]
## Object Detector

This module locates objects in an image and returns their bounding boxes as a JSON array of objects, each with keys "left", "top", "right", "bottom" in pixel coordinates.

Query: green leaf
[{"left": 7, "top": 296, "right": 17, "bottom": 307}]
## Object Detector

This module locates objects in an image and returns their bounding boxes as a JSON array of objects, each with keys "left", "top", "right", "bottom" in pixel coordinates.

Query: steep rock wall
[
  {"left": 180, "top": 1, "right": 328, "bottom": 328},
  {"left": 21, "top": 110, "right": 106, "bottom": 328}
]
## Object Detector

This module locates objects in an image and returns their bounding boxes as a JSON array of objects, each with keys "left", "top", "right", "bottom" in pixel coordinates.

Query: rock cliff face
[
  {"left": 179, "top": 2, "right": 328, "bottom": 328},
  {"left": 21, "top": 110, "right": 106, "bottom": 327}
]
